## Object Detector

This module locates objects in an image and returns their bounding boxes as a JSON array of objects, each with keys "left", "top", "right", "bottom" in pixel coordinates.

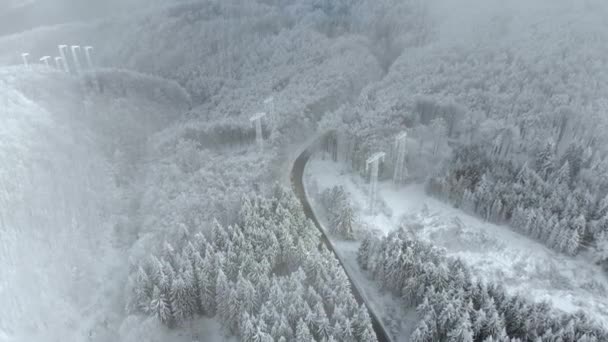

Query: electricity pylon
[
  {"left": 264, "top": 96, "right": 277, "bottom": 138},
  {"left": 84, "top": 46, "right": 94, "bottom": 69},
  {"left": 71, "top": 45, "right": 82, "bottom": 74},
  {"left": 393, "top": 131, "right": 408, "bottom": 185},
  {"left": 264, "top": 96, "right": 274, "bottom": 121},
  {"left": 21, "top": 53, "right": 29, "bottom": 69},
  {"left": 366, "top": 152, "right": 386, "bottom": 215},
  {"left": 58, "top": 45, "right": 70, "bottom": 73},
  {"left": 39, "top": 56, "right": 51, "bottom": 68},
  {"left": 250, "top": 112, "right": 266, "bottom": 151},
  {"left": 54, "top": 57, "right": 64, "bottom": 70}
]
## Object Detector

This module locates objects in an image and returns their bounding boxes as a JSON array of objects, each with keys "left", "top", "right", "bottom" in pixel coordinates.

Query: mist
[{"left": 2, "top": 0, "right": 608, "bottom": 341}]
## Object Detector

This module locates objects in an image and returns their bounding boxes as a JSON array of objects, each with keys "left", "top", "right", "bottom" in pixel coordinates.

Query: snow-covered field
[{"left": 305, "top": 158, "right": 608, "bottom": 327}]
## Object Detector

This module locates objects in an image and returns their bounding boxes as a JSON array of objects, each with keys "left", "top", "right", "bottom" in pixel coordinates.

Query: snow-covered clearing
[
  {"left": 305, "top": 158, "right": 608, "bottom": 328},
  {"left": 304, "top": 157, "right": 418, "bottom": 341}
]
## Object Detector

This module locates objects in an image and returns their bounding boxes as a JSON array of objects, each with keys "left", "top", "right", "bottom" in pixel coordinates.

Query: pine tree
[
  {"left": 314, "top": 302, "right": 332, "bottom": 340},
  {"left": 216, "top": 269, "right": 230, "bottom": 323},
  {"left": 357, "top": 235, "right": 372, "bottom": 270},
  {"left": 132, "top": 266, "right": 153, "bottom": 314},
  {"left": 353, "top": 305, "right": 375, "bottom": 341},
  {"left": 240, "top": 312, "right": 256, "bottom": 342},
  {"left": 548, "top": 222, "right": 562, "bottom": 250},
  {"left": 511, "top": 207, "right": 526, "bottom": 232},
  {"left": 554, "top": 161, "right": 571, "bottom": 187},
  {"left": 562, "top": 143, "right": 584, "bottom": 178},
  {"left": 565, "top": 228, "right": 580, "bottom": 256},
  {"left": 535, "top": 140, "right": 555, "bottom": 180},
  {"left": 238, "top": 274, "right": 257, "bottom": 314},
  {"left": 296, "top": 319, "right": 314, "bottom": 342},
  {"left": 200, "top": 249, "right": 217, "bottom": 314},
  {"left": 333, "top": 204, "right": 356, "bottom": 240},
  {"left": 524, "top": 209, "right": 537, "bottom": 236},
  {"left": 340, "top": 318, "right": 355, "bottom": 342},
  {"left": 411, "top": 321, "right": 430, "bottom": 342},
  {"left": 490, "top": 199, "right": 504, "bottom": 222},
  {"left": 482, "top": 307, "right": 503, "bottom": 339},
  {"left": 150, "top": 285, "right": 173, "bottom": 327},
  {"left": 171, "top": 275, "right": 192, "bottom": 324},
  {"left": 447, "top": 313, "right": 474, "bottom": 342}
]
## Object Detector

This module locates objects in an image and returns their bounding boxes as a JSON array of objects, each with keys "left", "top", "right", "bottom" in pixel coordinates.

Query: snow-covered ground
[
  {"left": 304, "top": 157, "right": 418, "bottom": 341},
  {"left": 305, "top": 158, "right": 608, "bottom": 328},
  {"left": 0, "top": 66, "right": 214, "bottom": 341}
]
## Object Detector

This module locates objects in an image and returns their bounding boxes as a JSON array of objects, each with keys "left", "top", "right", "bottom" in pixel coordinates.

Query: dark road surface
[{"left": 291, "top": 142, "right": 392, "bottom": 342}]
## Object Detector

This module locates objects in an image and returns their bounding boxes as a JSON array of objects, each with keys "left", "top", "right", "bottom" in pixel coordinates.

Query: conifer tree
[
  {"left": 296, "top": 319, "right": 315, "bottom": 342},
  {"left": 171, "top": 275, "right": 193, "bottom": 324},
  {"left": 150, "top": 285, "right": 173, "bottom": 327}
]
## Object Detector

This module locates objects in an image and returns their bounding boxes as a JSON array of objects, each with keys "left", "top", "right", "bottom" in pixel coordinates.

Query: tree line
[
  {"left": 126, "top": 186, "right": 377, "bottom": 341},
  {"left": 358, "top": 228, "right": 608, "bottom": 342},
  {"left": 427, "top": 142, "right": 608, "bottom": 261}
]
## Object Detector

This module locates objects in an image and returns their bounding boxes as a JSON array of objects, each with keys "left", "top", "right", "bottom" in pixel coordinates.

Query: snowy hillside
[
  {"left": 0, "top": 66, "right": 189, "bottom": 341},
  {"left": 4, "top": 0, "right": 608, "bottom": 341}
]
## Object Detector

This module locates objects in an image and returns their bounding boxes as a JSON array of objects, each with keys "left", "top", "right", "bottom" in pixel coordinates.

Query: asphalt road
[{"left": 290, "top": 141, "right": 392, "bottom": 342}]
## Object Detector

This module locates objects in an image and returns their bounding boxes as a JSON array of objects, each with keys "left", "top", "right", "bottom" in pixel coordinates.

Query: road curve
[{"left": 291, "top": 138, "right": 392, "bottom": 342}]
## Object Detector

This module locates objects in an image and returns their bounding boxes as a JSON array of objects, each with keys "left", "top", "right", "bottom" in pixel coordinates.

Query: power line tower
[
  {"left": 84, "top": 46, "right": 94, "bottom": 69},
  {"left": 393, "top": 131, "right": 408, "bottom": 185},
  {"left": 264, "top": 96, "right": 274, "bottom": 120},
  {"left": 39, "top": 56, "right": 51, "bottom": 68},
  {"left": 58, "top": 45, "right": 70, "bottom": 73},
  {"left": 366, "top": 152, "right": 385, "bottom": 215},
  {"left": 71, "top": 45, "right": 82, "bottom": 74},
  {"left": 264, "top": 96, "right": 275, "bottom": 138},
  {"left": 250, "top": 112, "right": 266, "bottom": 151},
  {"left": 21, "top": 53, "right": 30, "bottom": 69},
  {"left": 54, "top": 57, "right": 63, "bottom": 70}
]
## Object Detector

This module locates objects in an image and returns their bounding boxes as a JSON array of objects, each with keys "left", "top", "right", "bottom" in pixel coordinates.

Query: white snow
[
  {"left": 306, "top": 158, "right": 608, "bottom": 327},
  {"left": 0, "top": 67, "right": 204, "bottom": 341}
]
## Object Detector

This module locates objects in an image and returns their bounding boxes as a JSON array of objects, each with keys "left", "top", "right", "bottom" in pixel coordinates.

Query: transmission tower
[
  {"left": 21, "top": 53, "right": 30, "bottom": 69},
  {"left": 264, "top": 96, "right": 276, "bottom": 137},
  {"left": 393, "top": 131, "right": 408, "bottom": 185},
  {"left": 71, "top": 45, "right": 82, "bottom": 74},
  {"left": 58, "top": 45, "right": 70, "bottom": 73},
  {"left": 84, "top": 46, "right": 94, "bottom": 69},
  {"left": 250, "top": 112, "right": 266, "bottom": 151},
  {"left": 39, "top": 56, "right": 51, "bottom": 68},
  {"left": 366, "top": 152, "right": 385, "bottom": 215}
]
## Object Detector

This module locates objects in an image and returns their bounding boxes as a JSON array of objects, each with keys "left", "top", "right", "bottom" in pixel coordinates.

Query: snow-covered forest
[{"left": 2, "top": 0, "right": 608, "bottom": 341}]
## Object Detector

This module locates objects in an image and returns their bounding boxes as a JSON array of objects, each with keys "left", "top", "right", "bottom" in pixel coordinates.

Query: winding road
[{"left": 291, "top": 139, "right": 392, "bottom": 342}]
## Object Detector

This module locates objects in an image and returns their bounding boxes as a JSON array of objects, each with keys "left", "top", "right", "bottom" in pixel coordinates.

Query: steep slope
[{"left": 0, "top": 66, "right": 189, "bottom": 342}]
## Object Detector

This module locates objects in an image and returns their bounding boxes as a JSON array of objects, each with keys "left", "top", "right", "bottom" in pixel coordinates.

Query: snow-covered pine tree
[
  {"left": 357, "top": 234, "right": 374, "bottom": 270},
  {"left": 296, "top": 318, "right": 315, "bottom": 342},
  {"left": 554, "top": 160, "right": 571, "bottom": 187},
  {"left": 535, "top": 140, "right": 556, "bottom": 180},
  {"left": 490, "top": 199, "right": 503, "bottom": 223},
  {"left": 353, "top": 305, "right": 376, "bottom": 341},
  {"left": 170, "top": 275, "right": 192, "bottom": 324},
  {"left": 240, "top": 312, "right": 256, "bottom": 342},
  {"left": 565, "top": 228, "right": 581, "bottom": 256},
  {"left": 447, "top": 312, "right": 474, "bottom": 342},
  {"left": 215, "top": 268, "right": 229, "bottom": 323},
  {"left": 333, "top": 203, "right": 356, "bottom": 239},
  {"left": 130, "top": 266, "right": 153, "bottom": 314},
  {"left": 150, "top": 285, "right": 173, "bottom": 327}
]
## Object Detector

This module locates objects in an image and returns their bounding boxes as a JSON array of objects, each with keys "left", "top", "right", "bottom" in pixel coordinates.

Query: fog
[{"left": 2, "top": 0, "right": 608, "bottom": 341}]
